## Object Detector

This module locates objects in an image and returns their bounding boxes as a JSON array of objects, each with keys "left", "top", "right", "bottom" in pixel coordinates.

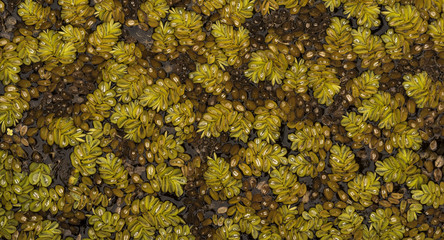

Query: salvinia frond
[
  {"left": 151, "top": 21, "right": 178, "bottom": 56},
  {"left": 204, "top": 153, "right": 242, "bottom": 199},
  {"left": 375, "top": 149, "right": 420, "bottom": 184},
  {"left": 403, "top": 71, "right": 441, "bottom": 108},
  {"left": 88, "top": 20, "right": 122, "bottom": 57},
  {"left": 70, "top": 135, "right": 102, "bottom": 177},
  {"left": 382, "top": 3, "right": 428, "bottom": 40},
  {"left": 412, "top": 181, "right": 444, "bottom": 208},
  {"left": 347, "top": 172, "right": 380, "bottom": 207},
  {"left": 211, "top": 21, "right": 250, "bottom": 67},
  {"left": 97, "top": 153, "right": 129, "bottom": 189},
  {"left": 17, "top": 0, "right": 50, "bottom": 29},
  {"left": 115, "top": 67, "right": 152, "bottom": 103},
  {"left": 288, "top": 151, "right": 325, "bottom": 178},
  {"left": 381, "top": 29, "right": 410, "bottom": 60},
  {"left": 168, "top": 7, "right": 205, "bottom": 45},
  {"left": 152, "top": 163, "right": 186, "bottom": 197},
  {"left": 329, "top": 144, "right": 359, "bottom": 182},
  {"left": 428, "top": 17, "right": 444, "bottom": 52},
  {"left": 138, "top": 0, "right": 169, "bottom": 28},
  {"left": 245, "top": 138, "right": 288, "bottom": 174},
  {"left": 269, "top": 166, "right": 306, "bottom": 204},
  {"left": 219, "top": 0, "right": 254, "bottom": 27},
  {"left": 324, "top": 17, "right": 353, "bottom": 60},
  {"left": 253, "top": 101, "right": 283, "bottom": 143},
  {"left": 110, "top": 41, "right": 142, "bottom": 65},
  {"left": 198, "top": 101, "right": 237, "bottom": 138},
  {"left": 189, "top": 63, "right": 230, "bottom": 95},
  {"left": 351, "top": 27, "right": 386, "bottom": 69},
  {"left": 0, "top": 43, "right": 22, "bottom": 85},
  {"left": 17, "top": 34, "right": 40, "bottom": 65},
  {"left": 58, "top": 0, "right": 95, "bottom": 25},
  {"left": 138, "top": 77, "right": 185, "bottom": 112},
  {"left": 229, "top": 111, "right": 253, "bottom": 143},
  {"left": 344, "top": 0, "right": 381, "bottom": 28},
  {"left": 283, "top": 58, "right": 308, "bottom": 93},
  {"left": 288, "top": 122, "right": 331, "bottom": 153},
  {"left": 347, "top": 70, "right": 380, "bottom": 99},
  {"left": 307, "top": 63, "right": 341, "bottom": 106},
  {"left": 245, "top": 49, "right": 288, "bottom": 85}
]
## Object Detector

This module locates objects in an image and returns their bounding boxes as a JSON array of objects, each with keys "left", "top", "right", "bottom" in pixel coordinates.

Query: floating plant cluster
[{"left": 1, "top": 0, "right": 444, "bottom": 239}]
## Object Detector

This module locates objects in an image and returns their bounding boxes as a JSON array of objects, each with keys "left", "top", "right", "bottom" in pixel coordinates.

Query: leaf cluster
[
  {"left": 219, "top": 0, "right": 254, "bottom": 27},
  {"left": 329, "top": 144, "right": 359, "bottom": 182},
  {"left": 375, "top": 149, "right": 420, "bottom": 185},
  {"left": 17, "top": 0, "right": 50, "bottom": 29},
  {"left": 211, "top": 21, "right": 250, "bottom": 67},
  {"left": 0, "top": 42, "right": 22, "bottom": 85},
  {"left": 307, "top": 63, "right": 341, "bottom": 106},
  {"left": 70, "top": 135, "right": 102, "bottom": 177},
  {"left": 245, "top": 138, "right": 288, "bottom": 174},
  {"left": 288, "top": 122, "right": 331, "bottom": 153},
  {"left": 83, "top": 81, "right": 117, "bottom": 121},
  {"left": 245, "top": 48, "right": 288, "bottom": 85},
  {"left": 269, "top": 166, "right": 306, "bottom": 204},
  {"left": 110, "top": 101, "right": 157, "bottom": 143},
  {"left": 59, "top": 0, "right": 94, "bottom": 25},
  {"left": 253, "top": 100, "right": 282, "bottom": 143},
  {"left": 168, "top": 8, "right": 205, "bottom": 46},
  {"left": 403, "top": 71, "right": 441, "bottom": 108},
  {"left": 289, "top": 151, "right": 325, "bottom": 178},
  {"left": 204, "top": 153, "right": 242, "bottom": 199},
  {"left": 97, "top": 153, "right": 128, "bottom": 189},
  {"left": 383, "top": 3, "right": 428, "bottom": 40},
  {"left": 323, "top": 17, "right": 353, "bottom": 60},
  {"left": 344, "top": 0, "right": 380, "bottom": 28},
  {"left": 347, "top": 172, "right": 380, "bottom": 207},
  {"left": 44, "top": 117, "right": 85, "bottom": 148},
  {"left": 351, "top": 27, "right": 386, "bottom": 69},
  {"left": 189, "top": 63, "right": 230, "bottom": 95},
  {"left": 0, "top": 85, "right": 30, "bottom": 133},
  {"left": 138, "top": 0, "right": 169, "bottom": 28},
  {"left": 139, "top": 77, "right": 184, "bottom": 112}
]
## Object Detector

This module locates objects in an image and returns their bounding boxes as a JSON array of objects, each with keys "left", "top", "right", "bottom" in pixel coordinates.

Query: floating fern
[
  {"left": 110, "top": 41, "right": 142, "bottom": 65},
  {"left": 428, "top": 17, "right": 444, "bottom": 51},
  {"left": 139, "top": 77, "right": 185, "bottom": 112},
  {"left": 0, "top": 43, "right": 22, "bottom": 85},
  {"left": 168, "top": 8, "right": 204, "bottom": 46},
  {"left": 88, "top": 20, "right": 122, "bottom": 56},
  {"left": 204, "top": 153, "right": 242, "bottom": 199},
  {"left": 307, "top": 63, "right": 341, "bottom": 106},
  {"left": 189, "top": 63, "right": 230, "bottom": 95},
  {"left": 288, "top": 151, "right": 325, "bottom": 178},
  {"left": 288, "top": 122, "right": 331, "bottom": 153},
  {"left": 58, "top": 0, "right": 95, "bottom": 25},
  {"left": 403, "top": 71, "right": 440, "bottom": 108},
  {"left": 138, "top": 0, "right": 169, "bottom": 28},
  {"left": 245, "top": 49, "right": 288, "bottom": 85},
  {"left": 381, "top": 29, "right": 410, "bottom": 60},
  {"left": 412, "top": 181, "right": 444, "bottom": 208},
  {"left": 341, "top": 112, "right": 368, "bottom": 139},
  {"left": 329, "top": 144, "right": 359, "bottom": 182},
  {"left": 245, "top": 138, "right": 288, "bottom": 174},
  {"left": 229, "top": 111, "right": 253, "bottom": 143},
  {"left": 0, "top": 86, "right": 29, "bottom": 133},
  {"left": 97, "top": 153, "right": 129, "bottom": 189},
  {"left": 198, "top": 101, "right": 237, "bottom": 138},
  {"left": 70, "top": 135, "right": 102, "bottom": 177},
  {"left": 375, "top": 149, "right": 420, "bottom": 184},
  {"left": 253, "top": 101, "right": 282, "bottom": 143},
  {"left": 17, "top": 0, "right": 50, "bottom": 29},
  {"left": 382, "top": 3, "right": 427, "bottom": 40},
  {"left": 269, "top": 166, "right": 306, "bottom": 204},
  {"left": 348, "top": 172, "right": 380, "bottom": 207},
  {"left": 151, "top": 21, "right": 178, "bottom": 57},
  {"left": 324, "top": 17, "right": 353, "bottom": 60},
  {"left": 347, "top": 71, "right": 380, "bottom": 99},
  {"left": 351, "top": 27, "right": 386, "bottom": 69},
  {"left": 283, "top": 58, "right": 308, "bottom": 93},
  {"left": 344, "top": 0, "right": 380, "bottom": 28},
  {"left": 211, "top": 21, "right": 250, "bottom": 67},
  {"left": 219, "top": 0, "right": 254, "bottom": 27}
]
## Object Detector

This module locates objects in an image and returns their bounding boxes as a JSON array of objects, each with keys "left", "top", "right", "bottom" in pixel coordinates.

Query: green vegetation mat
[{"left": 0, "top": 0, "right": 444, "bottom": 239}]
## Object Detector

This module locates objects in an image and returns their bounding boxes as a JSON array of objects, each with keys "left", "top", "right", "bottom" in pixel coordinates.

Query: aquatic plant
[
  {"left": 94, "top": 0, "right": 124, "bottom": 23},
  {"left": 323, "top": 17, "right": 353, "bottom": 61},
  {"left": 190, "top": 63, "right": 230, "bottom": 95},
  {"left": 288, "top": 122, "right": 331, "bottom": 153},
  {"left": 344, "top": 0, "right": 380, "bottom": 28},
  {"left": 58, "top": 0, "right": 94, "bottom": 25},
  {"left": 283, "top": 58, "right": 308, "bottom": 93},
  {"left": 17, "top": 0, "right": 50, "bottom": 29},
  {"left": 382, "top": 3, "right": 427, "bottom": 40},
  {"left": 151, "top": 22, "right": 178, "bottom": 57},
  {"left": 0, "top": 85, "right": 30, "bottom": 133},
  {"left": 97, "top": 153, "right": 129, "bottom": 189},
  {"left": 307, "top": 63, "right": 341, "bottom": 106},
  {"left": 245, "top": 138, "right": 288, "bottom": 174},
  {"left": 0, "top": 208, "right": 18, "bottom": 239},
  {"left": 245, "top": 48, "right": 288, "bottom": 85},
  {"left": 269, "top": 166, "right": 306, "bottom": 204},
  {"left": 403, "top": 71, "right": 441, "bottom": 108},
  {"left": 348, "top": 172, "right": 380, "bottom": 207},
  {"left": 219, "top": 0, "right": 255, "bottom": 27},
  {"left": 168, "top": 8, "right": 205, "bottom": 46},
  {"left": 351, "top": 27, "right": 386, "bottom": 69},
  {"left": 375, "top": 149, "right": 420, "bottom": 185},
  {"left": 42, "top": 117, "right": 85, "bottom": 148},
  {"left": 204, "top": 153, "right": 242, "bottom": 199},
  {"left": 0, "top": 42, "right": 22, "bottom": 85},
  {"left": 288, "top": 151, "right": 325, "bottom": 178},
  {"left": 138, "top": 0, "right": 169, "bottom": 28},
  {"left": 88, "top": 20, "right": 122, "bottom": 57},
  {"left": 329, "top": 144, "right": 359, "bottom": 182},
  {"left": 139, "top": 76, "right": 184, "bottom": 112},
  {"left": 253, "top": 100, "right": 282, "bottom": 143},
  {"left": 381, "top": 29, "right": 410, "bottom": 60}
]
